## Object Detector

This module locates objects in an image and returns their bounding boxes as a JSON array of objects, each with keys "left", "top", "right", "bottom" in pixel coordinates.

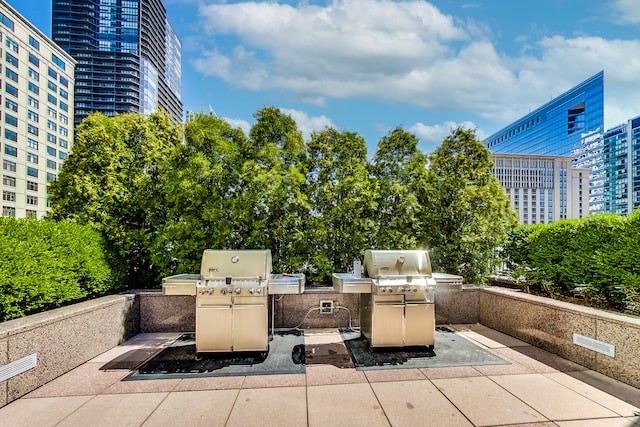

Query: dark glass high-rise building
[{"left": 52, "top": 0, "right": 182, "bottom": 126}]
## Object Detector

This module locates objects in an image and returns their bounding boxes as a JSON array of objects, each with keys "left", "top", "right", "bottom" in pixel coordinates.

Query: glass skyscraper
[
  {"left": 602, "top": 116, "right": 640, "bottom": 215},
  {"left": 52, "top": 0, "right": 182, "bottom": 126},
  {"left": 485, "top": 71, "right": 604, "bottom": 214}
]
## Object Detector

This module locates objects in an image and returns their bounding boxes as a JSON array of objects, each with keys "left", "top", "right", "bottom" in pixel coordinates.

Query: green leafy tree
[
  {"left": 306, "top": 128, "right": 377, "bottom": 282},
  {"left": 234, "top": 107, "right": 310, "bottom": 272},
  {"left": 48, "top": 111, "right": 181, "bottom": 287},
  {"left": 423, "top": 127, "right": 517, "bottom": 283},
  {"left": 370, "top": 128, "right": 427, "bottom": 249},
  {"left": 151, "top": 114, "right": 246, "bottom": 276}
]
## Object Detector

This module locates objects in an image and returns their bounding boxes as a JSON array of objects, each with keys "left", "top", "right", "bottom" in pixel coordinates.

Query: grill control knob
[
  {"left": 248, "top": 288, "right": 254, "bottom": 294},
  {"left": 412, "top": 287, "right": 417, "bottom": 292},
  {"left": 208, "top": 288, "right": 214, "bottom": 295},
  {"left": 256, "top": 288, "right": 262, "bottom": 294},
  {"left": 235, "top": 287, "right": 241, "bottom": 295},
  {"left": 221, "top": 288, "right": 227, "bottom": 295},
  {"left": 199, "top": 289, "right": 205, "bottom": 295},
  {"left": 398, "top": 287, "right": 405, "bottom": 293},
  {"left": 387, "top": 287, "right": 393, "bottom": 293}
]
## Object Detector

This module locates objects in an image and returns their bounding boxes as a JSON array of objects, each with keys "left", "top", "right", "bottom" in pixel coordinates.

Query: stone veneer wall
[
  {"left": 137, "top": 287, "right": 480, "bottom": 331},
  {"left": 479, "top": 287, "right": 640, "bottom": 389},
  {"left": 0, "top": 294, "right": 137, "bottom": 407}
]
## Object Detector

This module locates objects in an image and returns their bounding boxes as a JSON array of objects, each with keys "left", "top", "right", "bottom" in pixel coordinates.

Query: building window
[
  {"left": 3, "top": 159, "right": 17, "bottom": 172},
  {"left": 59, "top": 127, "right": 68, "bottom": 137},
  {"left": 52, "top": 54, "right": 66, "bottom": 71},
  {"left": 60, "top": 114, "right": 68, "bottom": 125},
  {"left": 46, "top": 172, "right": 56, "bottom": 182},
  {"left": 48, "top": 67, "right": 57, "bottom": 79},
  {"left": 27, "top": 125, "right": 39, "bottom": 136},
  {"left": 3, "top": 175, "right": 16, "bottom": 187},
  {"left": 6, "top": 37, "right": 18, "bottom": 53},
  {"left": 4, "top": 144, "right": 17, "bottom": 157},
  {"left": 48, "top": 107, "right": 57, "bottom": 119},
  {"left": 28, "top": 67, "right": 40, "bottom": 81},
  {"left": 60, "top": 76, "right": 68, "bottom": 87},
  {"left": 27, "top": 167, "right": 38, "bottom": 177},
  {"left": 59, "top": 151, "right": 67, "bottom": 160},
  {"left": 47, "top": 146, "right": 57, "bottom": 156},
  {"left": 27, "top": 152, "right": 38, "bottom": 164},
  {"left": 28, "top": 110, "right": 39, "bottom": 122},
  {"left": 5, "top": 129, "right": 18, "bottom": 143},
  {"left": 5, "top": 52, "right": 18, "bottom": 67},
  {"left": 5, "top": 114, "right": 18, "bottom": 127},
  {"left": 0, "top": 12, "right": 15, "bottom": 31},
  {"left": 47, "top": 159, "right": 56, "bottom": 170},
  {"left": 26, "top": 195, "right": 38, "bottom": 206},
  {"left": 5, "top": 82, "right": 18, "bottom": 97},
  {"left": 48, "top": 94, "right": 57, "bottom": 105},
  {"left": 59, "top": 139, "right": 68, "bottom": 148},
  {"left": 26, "top": 210, "right": 37, "bottom": 218},
  {"left": 28, "top": 96, "right": 39, "bottom": 108},
  {"left": 29, "top": 52, "right": 40, "bottom": 67},
  {"left": 48, "top": 80, "right": 57, "bottom": 92},
  {"left": 59, "top": 101, "right": 68, "bottom": 112},
  {"left": 27, "top": 138, "right": 38, "bottom": 150},
  {"left": 28, "top": 35, "right": 40, "bottom": 50},
  {"left": 47, "top": 133, "right": 57, "bottom": 144},
  {"left": 3, "top": 191, "right": 16, "bottom": 202},
  {"left": 59, "top": 88, "right": 68, "bottom": 100},
  {"left": 5, "top": 67, "right": 18, "bottom": 82},
  {"left": 5, "top": 99, "right": 18, "bottom": 112},
  {"left": 48, "top": 120, "right": 57, "bottom": 131},
  {"left": 27, "top": 181, "right": 38, "bottom": 192},
  {"left": 2, "top": 206, "right": 16, "bottom": 217},
  {"left": 28, "top": 81, "right": 40, "bottom": 95}
]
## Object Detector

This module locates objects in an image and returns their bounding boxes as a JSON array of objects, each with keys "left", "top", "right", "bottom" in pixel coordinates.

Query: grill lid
[
  {"left": 363, "top": 250, "right": 432, "bottom": 278},
  {"left": 200, "top": 249, "right": 272, "bottom": 280}
]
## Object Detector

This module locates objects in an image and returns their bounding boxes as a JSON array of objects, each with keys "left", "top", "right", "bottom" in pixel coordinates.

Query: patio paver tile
[
  {"left": 226, "top": 386, "right": 307, "bottom": 427},
  {"left": 0, "top": 395, "right": 92, "bottom": 427},
  {"left": 371, "top": 380, "right": 472, "bottom": 427},
  {"left": 142, "top": 389, "right": 238, "bottom": 427},
  {"left": 307, "top": 383, "right": 389, "bottom": 427}
]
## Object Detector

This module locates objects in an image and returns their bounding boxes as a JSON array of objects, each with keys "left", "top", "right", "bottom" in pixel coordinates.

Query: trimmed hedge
[
  {"left": 503, "top": 212, "right": 640, "bottom": 313},
  {"left": 0, "top": 218, "right": 116, "bottom": 321}
]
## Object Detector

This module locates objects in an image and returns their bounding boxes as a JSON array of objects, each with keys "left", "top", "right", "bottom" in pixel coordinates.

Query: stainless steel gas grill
[
  {"left": 333, "top": 249, "right": 462, "bottom": 349},
  {"left": 162, "top": 249, "right": 305, "bottom": 354}
]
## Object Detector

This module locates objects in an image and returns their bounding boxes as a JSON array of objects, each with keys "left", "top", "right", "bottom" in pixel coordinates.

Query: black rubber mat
[
  {"left": 124, "top": 331, "right": 305, "bottom": 380},
  {"left": 342, "top": 327, "right": 509, "bottom": 370}
]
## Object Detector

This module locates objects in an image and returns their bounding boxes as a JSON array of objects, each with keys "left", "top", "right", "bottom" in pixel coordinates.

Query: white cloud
[
  {"left": 192, "top": 0, "right": 640, "bottom": 131},
  {"left": 409, "top": 120, "right": 484, "bottom": 153},
  {"left": 280, "top": 108, "right": 336, "bottom": 140},
  {"left": 610, "top": 0, "right": 640, "bottom": 24},
  {"left": 222, "top": 117, "right": 251, "bottom": 136}
]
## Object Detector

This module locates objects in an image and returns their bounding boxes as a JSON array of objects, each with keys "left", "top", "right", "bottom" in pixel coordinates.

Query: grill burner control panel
[
  {"left": 195, "top": 279, "right": 266, "bottom": 296},
  {"left": 372, "top": 277, "right": 436, "bottom": 295}
]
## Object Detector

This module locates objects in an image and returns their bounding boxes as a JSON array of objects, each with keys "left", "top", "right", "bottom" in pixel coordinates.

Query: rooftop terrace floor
[{"left": 2, "top": 324, "right": 639, "bottom": 426}]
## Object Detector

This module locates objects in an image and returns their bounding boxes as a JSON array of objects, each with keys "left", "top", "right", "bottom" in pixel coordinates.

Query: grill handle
[{"left": 233, "top": 304, "right": 266, "bottom": 309}]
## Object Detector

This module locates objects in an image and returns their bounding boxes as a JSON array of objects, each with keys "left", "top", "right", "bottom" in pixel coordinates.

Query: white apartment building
[
  {"left": 1, "top": 1, "right": 75, "bottom": 219},
  {"left": 491, "top": 154, "right": 589, "bottom": 225}
]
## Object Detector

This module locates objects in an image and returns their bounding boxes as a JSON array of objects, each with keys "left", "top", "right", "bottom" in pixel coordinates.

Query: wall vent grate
[
  {"left": 573, "top": 333, "right": 615, "bottom": 357},
  {"left": 0, "top": 353, "right": 38, "bottom": 383}
]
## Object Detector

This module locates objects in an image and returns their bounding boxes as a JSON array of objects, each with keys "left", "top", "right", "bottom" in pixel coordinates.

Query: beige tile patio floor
[{"left": 2, "top": 324, "right": 639, "bottom": 427}]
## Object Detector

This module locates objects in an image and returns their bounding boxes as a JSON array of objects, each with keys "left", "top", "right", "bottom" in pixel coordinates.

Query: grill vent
[
  {"left": 573, "top": 333, "right": 615, "bottom": 357},
  {"left": 0, "top": 353, "right": 38, "bottom": 382}
]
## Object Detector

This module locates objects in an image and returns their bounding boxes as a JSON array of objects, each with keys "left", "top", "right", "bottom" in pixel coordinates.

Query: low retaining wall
[
  {"left": 0, "top": 294, "right": 137, "bottom": 406},
  {"left": 2, "top": 286, "right": 638, "bottom": 407},
  {"left": 479, "top": 287, "right": 640, "bottom": 389},
  {"left": 137, "top": 287, "right": 480, "bottom": 331}
]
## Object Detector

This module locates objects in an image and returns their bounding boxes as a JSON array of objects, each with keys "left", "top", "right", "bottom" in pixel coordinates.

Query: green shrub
[
  {"left": 0, "top": 218, "right": 116, "bottom": 321},
  {"left": 503, "top": 212, "right": 640, "bottom": 312}
]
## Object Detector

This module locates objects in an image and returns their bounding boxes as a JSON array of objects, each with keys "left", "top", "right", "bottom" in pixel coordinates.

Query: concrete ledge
[
  {"left": 0, "top": 294, "right": 137, "bottom": 406},
  {"left": 479, "top": 287, "right": 640, "bottom": 389}
]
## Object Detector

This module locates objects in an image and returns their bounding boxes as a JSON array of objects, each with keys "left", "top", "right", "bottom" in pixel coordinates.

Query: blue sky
[{"left": 8, "top": 0, "right": 640, "bottom": 153}]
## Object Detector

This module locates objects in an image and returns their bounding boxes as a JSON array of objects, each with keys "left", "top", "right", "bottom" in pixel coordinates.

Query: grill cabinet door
[
  {"left": 232, "top": 297, "right": 268, "bottom": 351},
  {"left": 404, "top": 303, "right": 435, "bottom": 346},
  {"left": 196, "top": 296, "right": 232, "bottom": 352},
  {"left": 371, "top": 295, "right": 404, "bottom": 347}
]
